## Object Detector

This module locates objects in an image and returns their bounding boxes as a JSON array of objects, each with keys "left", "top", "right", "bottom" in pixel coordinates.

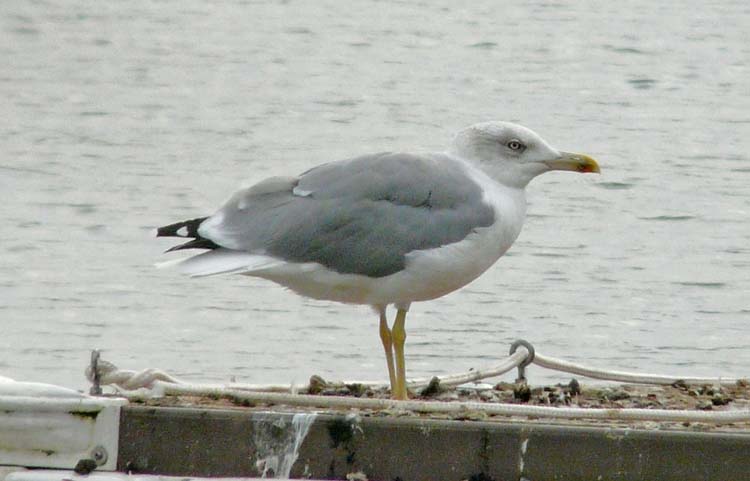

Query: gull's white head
[{"left": 449, "top": 121, "right": 600, "bottom": 188}]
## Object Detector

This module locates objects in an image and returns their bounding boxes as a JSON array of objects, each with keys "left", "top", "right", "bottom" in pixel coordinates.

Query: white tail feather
[
  {"left": 155, "top": 257, "right": 192, "bottom": 270},
  {"left": 159, "top": 249, "right": 284, "bottom": 278}
]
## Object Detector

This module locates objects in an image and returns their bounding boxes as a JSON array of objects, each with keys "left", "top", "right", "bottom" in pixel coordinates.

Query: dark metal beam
[{"left": 119, "top": 406, "right": 750, "bottom": 480}]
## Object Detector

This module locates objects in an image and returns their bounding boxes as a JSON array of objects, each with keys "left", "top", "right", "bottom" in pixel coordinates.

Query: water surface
[{"left": 1, "top": 1, "right": 748, "bottom": 390}]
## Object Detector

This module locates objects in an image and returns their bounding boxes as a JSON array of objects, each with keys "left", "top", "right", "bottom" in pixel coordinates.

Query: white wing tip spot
[
  {"left": 177, "top": 226, "right": 189, "bottom": 237},
  {"left": 292, "top": 186, "right": 313, "bottom": 197}
]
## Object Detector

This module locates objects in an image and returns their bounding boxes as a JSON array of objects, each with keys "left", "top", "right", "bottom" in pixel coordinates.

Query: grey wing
[{"left": 199, "top": 152, "right": 495, "bottom": 278}]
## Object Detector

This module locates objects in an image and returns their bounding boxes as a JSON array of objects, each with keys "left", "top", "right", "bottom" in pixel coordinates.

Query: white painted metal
[{"left": 0, "top": 379, "right": 127, "bottom": 471}]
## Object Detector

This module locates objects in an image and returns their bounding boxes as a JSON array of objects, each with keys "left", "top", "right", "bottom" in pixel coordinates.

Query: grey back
[{"left": 204, "top": 152, "right": 495, "bottom": 278}]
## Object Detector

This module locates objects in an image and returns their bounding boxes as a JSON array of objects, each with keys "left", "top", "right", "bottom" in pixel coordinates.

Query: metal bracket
[
  {"left": 509, "top": 339, "right": 535, "bottom": 383},
  {"left": 89, "top": 349, "right": 102, "bottom": 396}
]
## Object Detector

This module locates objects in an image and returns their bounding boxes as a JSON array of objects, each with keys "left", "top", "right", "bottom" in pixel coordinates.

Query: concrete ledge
[{"left": 119, "top": 405, "right": 750, "bottom": 480}]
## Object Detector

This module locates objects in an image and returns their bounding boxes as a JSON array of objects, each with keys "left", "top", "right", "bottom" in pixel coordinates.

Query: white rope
[
  {"left": 91, "top": 350, "right": 742, "bottom": 392},
  {"left": 532, "top": 352, "right": 742, "bottom": 386},
  {"left": 146, "top": 382, "right": 750, "bottom": 424},
  {"left": 85, "top": 359, "right": 183, "bottom": 390},
  {"left": 86, "top": 350, "right": 528, "bottom": 393},
  {"left": 409, "top": 349, "right": 528, "bottom": 388},
  {"left": 88, "top": 347, "right": 749, "bottom": 424}
]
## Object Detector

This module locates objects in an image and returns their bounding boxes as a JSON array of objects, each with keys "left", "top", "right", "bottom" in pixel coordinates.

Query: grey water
[{"left": 1, "top": 1, "right": 749, "bottom": 391}]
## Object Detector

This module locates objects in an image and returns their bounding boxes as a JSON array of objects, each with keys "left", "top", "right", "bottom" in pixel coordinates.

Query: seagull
[{"left": 156, "top": 121, "right": 600, "bottom": 400}]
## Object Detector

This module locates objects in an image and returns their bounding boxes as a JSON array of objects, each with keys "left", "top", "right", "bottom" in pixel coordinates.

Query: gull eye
[{"left": 507, "top": 139, "right": 525, "bottom": 151}]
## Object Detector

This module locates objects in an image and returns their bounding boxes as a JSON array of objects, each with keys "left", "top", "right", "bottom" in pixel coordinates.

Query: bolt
[{"left": 91, "top": 445, "right": 108, "bottom": 465}]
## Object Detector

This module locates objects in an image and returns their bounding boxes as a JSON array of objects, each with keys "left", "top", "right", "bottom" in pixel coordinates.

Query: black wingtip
[
  {"left": 155, "top": 217, "right": 209, "bottom": 238},
  {"left": 156, "top": 216, "right": 221, "bottom": 252},
  {"left": 165, "top": 238, "right": 221, "bottom": 253}
]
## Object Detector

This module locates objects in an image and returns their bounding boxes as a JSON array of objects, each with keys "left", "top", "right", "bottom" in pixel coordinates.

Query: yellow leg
[
  {"left": 378, "top": 310, "right": 397, "bottom": 393},
  {"left": 392, "top": 308, "right": 408, "bottom": 400}
]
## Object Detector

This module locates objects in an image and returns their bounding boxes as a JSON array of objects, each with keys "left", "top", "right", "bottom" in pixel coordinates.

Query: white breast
[{"left": 372, "top": 168, "right": 527, "bottom": 304}]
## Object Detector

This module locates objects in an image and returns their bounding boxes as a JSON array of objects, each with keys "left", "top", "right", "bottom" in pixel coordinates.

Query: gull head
[{"left": 449, "top": 121, "right": 600, "bottom": 188}]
